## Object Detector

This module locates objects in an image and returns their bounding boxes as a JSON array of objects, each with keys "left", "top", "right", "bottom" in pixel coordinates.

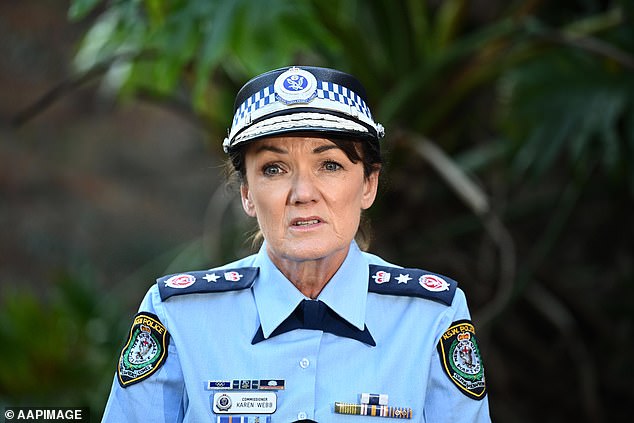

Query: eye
[
  {"left": 322, "top": 161, "right": 343, "bottom": 172},
  {"left": 262, "top": 163, "right": 284, "bottom": 176}
]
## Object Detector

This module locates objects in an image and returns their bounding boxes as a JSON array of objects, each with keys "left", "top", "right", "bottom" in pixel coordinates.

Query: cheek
[
  {"left": 331, "top": 183, "right": 365, "bottom": 222},
  {"left": 250, "top": 188, "right": 286, "bottom": 226}
]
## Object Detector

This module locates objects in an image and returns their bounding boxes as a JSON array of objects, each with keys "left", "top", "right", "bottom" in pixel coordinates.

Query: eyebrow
[
  {"left": 312, "top": 144, "right": 340, "bottom": 154},
  {"left": 253, "top": 143, "right": 341, "bottom": 155}
]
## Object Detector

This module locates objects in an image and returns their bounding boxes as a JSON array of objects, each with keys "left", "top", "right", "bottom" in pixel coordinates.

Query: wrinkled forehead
[{"left": 243, "top": 135, "right": 344, "bottom": 157}]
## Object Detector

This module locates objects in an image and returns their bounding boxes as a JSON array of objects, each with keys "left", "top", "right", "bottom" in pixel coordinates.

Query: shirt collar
[{"left": 252, "top": 241, "right": 369, "bottom": 339}]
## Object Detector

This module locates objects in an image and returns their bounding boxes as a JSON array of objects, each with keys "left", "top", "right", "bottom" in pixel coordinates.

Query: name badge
[{"left": 213, "top": 391, "right": 277, "bottom": 414}]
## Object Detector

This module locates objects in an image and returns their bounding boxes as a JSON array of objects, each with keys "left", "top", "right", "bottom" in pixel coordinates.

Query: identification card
[{"left": 212, "top": 391, "right": 277, "bottom": 414}]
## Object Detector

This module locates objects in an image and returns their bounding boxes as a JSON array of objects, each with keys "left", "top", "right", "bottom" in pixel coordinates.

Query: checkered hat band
[{"left": 232, "top": 81, "right": 373, "bottom": 127}]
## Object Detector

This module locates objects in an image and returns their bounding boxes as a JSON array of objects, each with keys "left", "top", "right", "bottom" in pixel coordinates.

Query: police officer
[{"left": 102, "top": 66, "right": 491, "bottom": 422}]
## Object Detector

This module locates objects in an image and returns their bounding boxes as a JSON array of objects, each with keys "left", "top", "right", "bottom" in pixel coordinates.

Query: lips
[{"left": 291, "top": 217, "right": 322, "bottom": 227}]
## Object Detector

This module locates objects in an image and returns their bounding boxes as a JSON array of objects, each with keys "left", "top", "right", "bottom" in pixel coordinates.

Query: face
[{"left": 240, "top": 135, "right": 379, "bottom": 266}]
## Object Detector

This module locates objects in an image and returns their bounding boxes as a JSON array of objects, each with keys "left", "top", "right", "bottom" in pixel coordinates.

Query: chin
[{"left": 272, "top": 240, "right": 348, "bottom": 263}]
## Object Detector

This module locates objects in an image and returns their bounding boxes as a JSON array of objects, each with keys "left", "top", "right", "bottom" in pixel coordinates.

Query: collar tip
[{"left": 251, "top": 325, "right": 271, "bottom": 345}]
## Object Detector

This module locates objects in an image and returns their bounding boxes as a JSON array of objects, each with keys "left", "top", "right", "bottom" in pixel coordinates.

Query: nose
[{"left": 288, "top": 167, "right": 320, "bottom": 205}]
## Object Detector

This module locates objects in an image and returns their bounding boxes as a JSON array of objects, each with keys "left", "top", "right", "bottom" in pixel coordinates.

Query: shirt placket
[{"left": 287, "top": 332, "right": 321, "bottom": 422}]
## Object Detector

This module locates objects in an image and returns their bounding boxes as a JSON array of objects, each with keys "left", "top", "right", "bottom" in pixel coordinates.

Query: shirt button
[
  {"left": 299, "top": 358, "right": 310, "bottom": 369},
  {"left": 297, "top": 411, "right": 308, "bottom": 420}
]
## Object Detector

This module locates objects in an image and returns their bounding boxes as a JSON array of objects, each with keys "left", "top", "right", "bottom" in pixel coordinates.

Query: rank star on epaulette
[
  {"left": 204, "top": 273, "right": 220, "bottom": 283},
  {"left": 395, "top": 274, "right": 411, "bottom": 284}
]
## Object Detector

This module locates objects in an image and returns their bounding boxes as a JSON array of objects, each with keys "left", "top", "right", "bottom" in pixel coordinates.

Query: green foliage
[
  {"left": 0, "top": 270, "right": 126, "bottom": 419},
  {"left": 70, "top": 0, "right": 335, "bottom": 124},
  {"left": 68, "top": 0, "right": 634, "bottom": 184},
  {"left": 499, "top": 47, "right": 634, "bottom": 180}
]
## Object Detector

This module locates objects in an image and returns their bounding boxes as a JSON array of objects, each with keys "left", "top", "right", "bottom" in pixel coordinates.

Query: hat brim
[{"left": 225, "top": 111, "right": 377, "bottom": 151}]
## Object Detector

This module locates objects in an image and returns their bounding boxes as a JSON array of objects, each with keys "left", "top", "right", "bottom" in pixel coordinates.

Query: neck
[{"left": 267, "top": 246, "right": 350, "bottom": 299}]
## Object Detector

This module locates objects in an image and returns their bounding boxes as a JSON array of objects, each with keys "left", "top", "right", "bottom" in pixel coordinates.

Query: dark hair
[{"left": 226, "top": 135, "right": 383, "bottom": 250}]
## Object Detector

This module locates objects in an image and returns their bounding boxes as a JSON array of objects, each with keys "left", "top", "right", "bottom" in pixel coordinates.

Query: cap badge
[{"left": 274, "top": 67, "right": 318, "bottom": 105}]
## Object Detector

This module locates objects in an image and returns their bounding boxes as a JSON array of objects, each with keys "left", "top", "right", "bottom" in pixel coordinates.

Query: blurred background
[{"left": 1, "top": 0, "right": 632, "bottom": 421}]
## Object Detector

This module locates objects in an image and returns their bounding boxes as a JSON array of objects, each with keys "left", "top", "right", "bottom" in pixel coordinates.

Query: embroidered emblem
[
  {"left": 274, "top": 67, "right": 318, "bottom": 105},
  {"left": 437, "top": 320, "right": 487, "bottom": 400},
  {"left": 117, "top": 312, "right": 169, "bottom": 387},
  {"left": 395, "top": 274, "right": 411, "bottom": 284},
  {"left": 204, "top": 273, "right": 220, "bottom": 283},
  {"left": 419, "top": 274, "right": 450, "bottom": 292},
  {"left": 164, "top": 273, "right": 196, "bottom": 289},
  {"left": 372, "top": 270, "right": 391, "bottom": 284},
  {"left": 224, "top": 271, "right": 243, "bottom": 281}
]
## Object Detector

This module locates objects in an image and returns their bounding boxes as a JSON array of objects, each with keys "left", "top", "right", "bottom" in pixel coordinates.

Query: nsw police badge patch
[
  {"left": 437, "top": 320, "right": 487, "bottom": 400},
  {"left": 117, "top": 312, "right": 169, "bottom": 387}
]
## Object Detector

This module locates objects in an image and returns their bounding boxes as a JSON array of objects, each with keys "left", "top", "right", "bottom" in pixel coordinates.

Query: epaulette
[
  {"left": 368, "top": 264, "right": 457, "bottom": 306},
  {"left": 157, "top": 267, "right": 259, "bottom": 301}
]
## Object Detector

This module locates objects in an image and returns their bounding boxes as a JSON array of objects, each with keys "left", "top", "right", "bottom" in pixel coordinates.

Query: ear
[
  {"left": 240, "top": 183, "right": 257, "bottom": 217},
  {"left": 360, "top": 170, "right": 380, "bottom": 210}
]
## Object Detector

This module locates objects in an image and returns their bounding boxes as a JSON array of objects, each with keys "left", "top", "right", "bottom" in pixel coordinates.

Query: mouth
[{"left": 291, "top": 217, "right": 322, "bottom": 227}]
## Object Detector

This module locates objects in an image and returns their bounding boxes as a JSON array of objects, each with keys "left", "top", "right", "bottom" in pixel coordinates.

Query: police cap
[{"left": 223, "top": 66, "right": 384, "bottom": 153}]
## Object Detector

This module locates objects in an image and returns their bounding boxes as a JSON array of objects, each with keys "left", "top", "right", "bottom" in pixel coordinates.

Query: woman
[{"left": 102, "top": 66, "right": 491, "bottom": 422}]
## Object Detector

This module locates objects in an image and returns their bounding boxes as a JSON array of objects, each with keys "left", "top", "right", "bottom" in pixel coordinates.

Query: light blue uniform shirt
[{"left": 103, "top": 241, "right": 491, "bottom": 422}]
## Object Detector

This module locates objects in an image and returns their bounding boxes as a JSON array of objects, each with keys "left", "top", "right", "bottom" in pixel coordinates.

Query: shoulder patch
[
  {"left": 117, "top": 312, "right": 169, "bottom": 388},
  {"left": 437, "top": 319, "right": 487, "bottom": 400},
  {"left": 158, "top": 267, "right": 259, "bottom": 301},
  {"left": 367, "top": 265, "right": 457, "bottom": 305}
]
